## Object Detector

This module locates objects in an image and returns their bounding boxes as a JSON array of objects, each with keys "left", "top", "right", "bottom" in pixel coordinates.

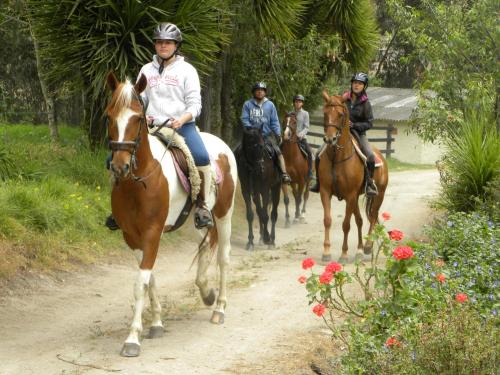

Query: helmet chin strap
[{"left": 158, "top": 47, "right": 178, "bottom": 74}]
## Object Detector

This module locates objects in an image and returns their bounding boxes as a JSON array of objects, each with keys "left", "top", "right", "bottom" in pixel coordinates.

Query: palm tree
[{"left": 27, "top": 0, "right": 232, "bottom": 146}]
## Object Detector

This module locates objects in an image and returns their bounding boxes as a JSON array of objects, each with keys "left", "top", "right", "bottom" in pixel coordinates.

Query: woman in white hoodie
[{"left": 106, "top": 23, "right": 213, "bottom": 231}]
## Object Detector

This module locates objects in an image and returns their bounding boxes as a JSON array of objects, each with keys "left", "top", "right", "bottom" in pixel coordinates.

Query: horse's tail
[{"left": 190, "top": 222, "right": 218, "bottom": 269}]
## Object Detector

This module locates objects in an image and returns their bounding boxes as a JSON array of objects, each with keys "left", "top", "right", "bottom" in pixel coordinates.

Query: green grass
[
  {"left": 0, "top": 124, "right": 122, "bottom": 279},
  {"left": 386, "top": 157, "right": 435, "bottom": 171}
]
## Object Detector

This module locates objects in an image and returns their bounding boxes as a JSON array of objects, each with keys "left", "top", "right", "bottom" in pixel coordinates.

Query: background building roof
[{"left": 367, "top": 87, "right": 418, "bottom": 122}]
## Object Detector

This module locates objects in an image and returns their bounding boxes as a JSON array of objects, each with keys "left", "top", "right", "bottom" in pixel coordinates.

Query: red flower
[
  {"left": 312, "top": 303, "right": 326, "bottom": 317},
  {"left": 388, "top": 229, "right": 404, "bottom": 241},
  {"left": 319, "top": 271, "right": 333, "bottom": 284},
  {"left": 298, "top": 275, "right": 307, "bottom": 284},
  {"left": 302, "top": 258, "right": 315, "bottom": 270},
  {"left": 382, "top": 212, "right": 391, "bottom": 221},
  {"left": 455, "top": 293, "right": 468, "bottom": 303},
  {"left": 385, "top": 337, "right": 401, "bottom": 348},
  {"left": 392, "top": 246, "right": 414, "bottom": 260},
  {"left": 325, "top": 262, "right": 342, "bottom": 274},
  {"left": 436, "top": 273, "right": 446, "bottom": 283}
]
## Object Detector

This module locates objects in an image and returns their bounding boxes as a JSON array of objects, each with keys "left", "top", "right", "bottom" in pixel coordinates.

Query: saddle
[
  {"left": 297, "top": 141, "right": 309, "bottom": 160},
  {"left": 349, "top": 132, "right": 383, "bottom": 167}
]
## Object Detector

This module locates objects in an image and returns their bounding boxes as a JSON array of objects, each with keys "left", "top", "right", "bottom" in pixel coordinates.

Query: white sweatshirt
[{"left": 137, "top": 55, "right": 202, "bottom": 124}]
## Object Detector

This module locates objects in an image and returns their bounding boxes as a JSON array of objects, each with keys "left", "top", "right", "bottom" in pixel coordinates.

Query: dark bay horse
[
  {"left": 236, "top": 127, "right": 281, "bottom": 250},
  {"left": 318, "top": 91, "right": 389, "bottom": 264},
  {"left": 281, "top": 113, "right": 310, "bottom": 227},
  {"left": 106, "top": 72, "right": 237, "bottom": 357}
]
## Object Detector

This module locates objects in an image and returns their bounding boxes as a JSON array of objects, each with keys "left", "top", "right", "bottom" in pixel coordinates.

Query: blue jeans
[{"left": 177, "top": 122, "right": 210, "bottom": 166}]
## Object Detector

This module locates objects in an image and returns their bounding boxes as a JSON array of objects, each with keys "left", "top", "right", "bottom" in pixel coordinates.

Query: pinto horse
[
  {"left": 236, "top": 127, "right": 281, "bottom": 250},
  {"left": 281, "top": 113, "right": 310, "bottom": 227},
  {"left": 318, "top": 91, "right": 388, "bottom": 264},
  {"left": 106, "top": 72, "right": 237, "bottom": 357}
]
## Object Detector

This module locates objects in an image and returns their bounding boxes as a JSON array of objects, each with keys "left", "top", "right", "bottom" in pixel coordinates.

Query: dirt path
[{"left": 0, "top": 170, "right": 439, "bottom": 375}]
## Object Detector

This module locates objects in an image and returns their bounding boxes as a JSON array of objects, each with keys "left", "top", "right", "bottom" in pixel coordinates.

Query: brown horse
[
  {"left": 281, "top": 113, "right": 310, "bottom": 227},
  {"left": 106, "top": 72, "right": 237, "bottom": 357},
  {"left": 318, "top": 91, "right": 389, "bottom": 264}
]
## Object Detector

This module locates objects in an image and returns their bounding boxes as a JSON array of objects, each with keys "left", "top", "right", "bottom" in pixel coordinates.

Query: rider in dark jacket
[{"left": 310, "top": 72, "right": 378, "bottom": 196}]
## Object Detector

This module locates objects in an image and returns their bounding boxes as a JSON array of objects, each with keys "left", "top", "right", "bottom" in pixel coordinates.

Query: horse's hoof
[
  {"left": 259, "top": 238, "right": 264, "bottom": 246},
  {"left": 120, "top": 343, "right": 141, "bottom": 357},
  {"left": 202, "top": 288, "right": 217, "bottom": 306},
  {"left": 268, "top": 243, "right": 276, "bottom": 250},
  {"left": 363, "top": 241, "right": 373, "bottom": 255},
  {"left": 299, "top": 217, "right": 307, "bottom": 224},
  {"left": 246, "top": 243, "right": 254, "bottom": 251},
  {"left": 147, "top": 326, "right": 164, "bottom": 339},
  {"left": 210, "top": 311, "right": 225, "bottom": 325},
  {"left": 321, "top": 254, "right": 332, "bottom": 262},
  {"left": 355, "top": 252, "right": 364, "bottom": 263},
  {"left": 338, "top": 256, "right": 349, "bottom": 265}
]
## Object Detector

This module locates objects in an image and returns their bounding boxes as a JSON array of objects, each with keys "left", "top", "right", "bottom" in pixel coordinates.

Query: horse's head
[
  {"left": 322, "top": 90, "right": 348, "bottom": 146},
  {"left": 106, "top": 72, "right": 147, "bottom": 179},
  {"left": 283, "top": 112, "right": 297, "bottom": 141},
  {"left": 242, "top": 126, "right": 266, "bottom": 175}
]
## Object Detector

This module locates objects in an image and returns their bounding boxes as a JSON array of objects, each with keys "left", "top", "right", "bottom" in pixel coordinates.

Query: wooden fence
[{"left": 307, "top": 115, "right": 395, "bottom": 159}]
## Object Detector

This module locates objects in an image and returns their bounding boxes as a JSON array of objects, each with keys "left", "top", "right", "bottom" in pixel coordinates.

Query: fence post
[{"left": 386, "top": 124, "right": 394, "bottom": 159}]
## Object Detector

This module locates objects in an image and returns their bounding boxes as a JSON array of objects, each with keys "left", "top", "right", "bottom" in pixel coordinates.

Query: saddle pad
[
  {"left": 172, "top": 155, "right": 223, "bottom": 194},
  {"left": 351, "top": 139, "right": 383, "bottom": 167}
]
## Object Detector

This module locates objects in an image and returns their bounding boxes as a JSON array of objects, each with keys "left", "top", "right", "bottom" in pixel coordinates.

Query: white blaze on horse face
[
  {"left": 116, "top": 81, "right": 140, "bottom": 142},
  {"left": 117, "top": 108, "right": 139, "bottom": 142}
]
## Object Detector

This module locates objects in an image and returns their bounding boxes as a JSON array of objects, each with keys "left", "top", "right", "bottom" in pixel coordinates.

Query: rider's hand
[
  {"left": 146, "top": 115, "right": 155, "bottom": 126},
  {"left": 349, "top": 121, "right": 353, "bottom": 127},
  {"left": 170, "top": 118, "right": 184, "bottom": 129}
]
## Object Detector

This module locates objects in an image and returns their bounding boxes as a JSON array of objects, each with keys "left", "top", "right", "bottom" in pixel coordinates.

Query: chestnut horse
[
  {"left": 281, "top": 113, "right": 310, "bottom": 227},
  {"left": 318, "top": 91, "right": 388, "bottom": 264},
  {"left": 106, "top": 72, "right": 237, "bottom": 357}
]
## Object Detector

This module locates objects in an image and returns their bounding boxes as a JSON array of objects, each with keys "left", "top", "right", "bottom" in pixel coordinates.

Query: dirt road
[{"left": 0, "top": 170, "right": 439, "bottom": 375}]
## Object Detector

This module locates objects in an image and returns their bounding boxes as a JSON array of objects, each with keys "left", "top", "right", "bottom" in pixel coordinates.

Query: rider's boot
[
  {"left": 306, "top": 148, "right": 314, "bottom": 180},
  {"left": 277, "top": 154, "right": 292, "bottom": 184},
  {"left": 105, "top": 215, "right": 120, "bottom": 231},
  {"left": 366, "top": 160, "right": 378, "bottom": 197},
  {"left": 194, "top": 165, "right": 214, "bottom": 229},
  {"left": 310, "top": 144, "right": 326, "bottom": 193}
]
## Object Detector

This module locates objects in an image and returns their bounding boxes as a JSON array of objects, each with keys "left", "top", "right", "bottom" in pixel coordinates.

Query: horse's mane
[{"left": 108, "top": 79, "right": 135, "bottom": 113}]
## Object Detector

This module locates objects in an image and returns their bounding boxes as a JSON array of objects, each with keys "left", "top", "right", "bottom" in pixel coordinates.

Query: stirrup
[
  {"left": 366, "top": 181, "right": 378, "bottom": 197},
  {"left": 194, "top": 205, "right": 214, "bottom": 229},
  {"left": 310, "top": 180, "right": 320, "bottom": 193},
  {"left": 105, "top": 215, "right": 120, "bottom": 231}
]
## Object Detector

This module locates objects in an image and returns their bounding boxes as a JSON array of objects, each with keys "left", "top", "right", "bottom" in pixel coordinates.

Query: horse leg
[
  {"left": 210, "top": 215, "right": 232, "bottom": 324},
  {"left": 302, "top": 181, "right": 309, "bottom": 214},
  {"left": 353, "top": 198, "right": 364, "bottom": 261},
  {"left": 252, "top": 192, "right": 265, "bottom": 245},
  {"left": 339, "top": 198, "right": 355, "bottom": 265},
  {"left": 242, "top": 190, "right": 254, "bottom": 251},
  {"left": 320, "top": 190, "right": 333, "bottom": 262},
  {"left": 195, "top": 231, "right": 216, "bottom": 307},
  {"left": 146, "top": 273, "right": 164, "bottom": 339},
  {"left": 293, "top": 183, "right": 302, "bottom": 221},
  {"left": 121, "top": 233, "right": 160, "bottom": 357},
  {"left": 364, "top": 191, "right": 386, "bottom": 254},
  {"left": 282, "top": 183, "right": 291, "bottom": 228},
  {"left": 260, "top": 189, "right": 271, "bottom": 245},
  {"left": 269, "top": 184, "right": 280, "bottom": 248}
]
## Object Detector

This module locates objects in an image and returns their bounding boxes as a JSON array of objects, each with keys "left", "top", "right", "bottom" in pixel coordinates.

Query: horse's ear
[
  {"left": 134, "top": 74, "right": 147, "bottom": 95},
  {"left": 107, "top": 72, "right": 119, "bottom": 92},
  {"left": 322, "top": 90, "right": 330, "bottom": 103}
]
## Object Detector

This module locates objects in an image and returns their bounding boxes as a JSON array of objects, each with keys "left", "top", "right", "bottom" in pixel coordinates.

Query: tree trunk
[
  {"left": 200, "top": 79, "right": 212, "bottom": 132},
  {"left": 27, "top": 17, "right": 58, "bottom": 141},
  {"left": 220, "top": 49, "right": 234, "bottom": 145}
]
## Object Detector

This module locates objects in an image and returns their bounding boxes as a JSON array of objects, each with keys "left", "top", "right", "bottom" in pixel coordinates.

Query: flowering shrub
[{"left": 300, "top": 211, "right": 499, "bottom": 373}]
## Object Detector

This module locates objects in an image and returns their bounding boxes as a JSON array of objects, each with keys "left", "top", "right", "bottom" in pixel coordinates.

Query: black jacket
[{"left": 344, "top": 91, "right": 374, "bottom": 136}]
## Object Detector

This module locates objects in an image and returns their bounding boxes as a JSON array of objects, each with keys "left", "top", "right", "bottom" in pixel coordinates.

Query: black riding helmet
[
  {"left": 252, "top": 82, "right": 267, "bottom": 93},
  {"left": 293, "top": 94, "right": 305, "bottom": 102},
  {"left": 351, "top": 72, "right": 369, "bottom": 88}
]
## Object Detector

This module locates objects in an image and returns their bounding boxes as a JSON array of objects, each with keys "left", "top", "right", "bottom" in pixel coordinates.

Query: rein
[{"left": 108, "top": 92, "right": 169, "bottom": 188}]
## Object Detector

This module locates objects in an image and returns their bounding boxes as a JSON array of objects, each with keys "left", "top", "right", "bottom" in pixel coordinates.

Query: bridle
[
  {"left": 284, "top": 114, "right": 298, "bottom": 143},
  {"left": 323, "top": 102, "right": 348, "bottom": 147},
  {"left": 107, "top": 90, "right": 169, "bottom": 187}
]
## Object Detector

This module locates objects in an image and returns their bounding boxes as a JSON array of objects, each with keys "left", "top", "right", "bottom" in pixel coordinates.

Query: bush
[
  {"left": 371, "top": 306, "right": 499, "bottom": 375},
  {"left": 437, "top": 106, "right": 499, "bottom": 213},
  {"left": 0, "top": 145, "right": 14, "bottom": 180}
]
